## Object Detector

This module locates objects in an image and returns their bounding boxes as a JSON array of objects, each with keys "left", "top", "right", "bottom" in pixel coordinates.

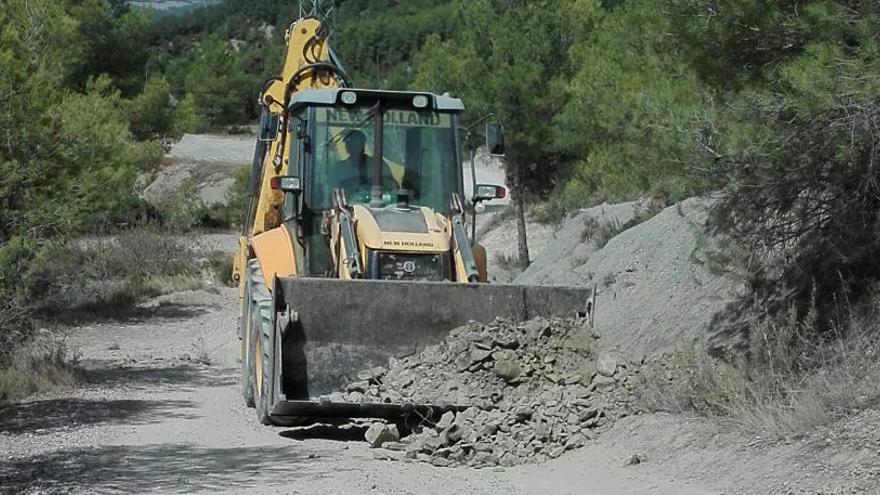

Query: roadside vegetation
[
  {"left": 411, "top": 0, "right": 880, "bottom": 435},
  {"left": 640, "top": 302, "right": 880, "bottom": 438},
  {"left": 0, "top": 0, "right": 216, "bottom": 401},
  {"left": 152, "top": 164, "right": 250, "bottom": 230}
]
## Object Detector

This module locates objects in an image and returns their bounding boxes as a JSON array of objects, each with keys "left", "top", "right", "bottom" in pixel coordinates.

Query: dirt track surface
[{"left": 0, "top": 288, "right": 720, "bottom": 495}]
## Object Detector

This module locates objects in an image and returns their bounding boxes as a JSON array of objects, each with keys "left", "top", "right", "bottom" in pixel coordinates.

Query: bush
[
  {"left": 26, "top": 227, "right": 204, "bottom": 317},
  {"left": 153, "top": 165, "right": 249, "bottom": 231},
  {"left": 528, "top": 196, "right": 568, "bottom": 225},
  {"left": 208, "top": 251, "right": 235, "bottom": 287},
  {"left": 0, "top": 331, "right": 81, "bottom": 403},
  {"left": 714, "top": 96, "right": 880, "bottom": 336}
]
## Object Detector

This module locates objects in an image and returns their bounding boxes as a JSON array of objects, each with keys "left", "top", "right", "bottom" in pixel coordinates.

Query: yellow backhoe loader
[{"left": 234, "top": 14, "right": 594, "bottom": 426}]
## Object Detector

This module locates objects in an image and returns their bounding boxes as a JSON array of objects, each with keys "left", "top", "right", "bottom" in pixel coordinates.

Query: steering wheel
[{"left": 337, "top": 177, "right": 373, "bottom": 203}]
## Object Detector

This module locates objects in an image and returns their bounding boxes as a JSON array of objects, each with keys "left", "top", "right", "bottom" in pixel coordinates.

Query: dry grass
[
  {"left": 185, "top": 335, "right": 213, "bottom": 366},
  {"left": 0, "top": 331, "right": 80, "bottom": 403},
  {"left": 0, "top": 226, "right": 233, "bottom": 402},
  {"left": 582, "top": 218, "right": 635, "bottom": 249},
  {"left": 31, "top": 227, "right": 223, "bottom": 318},
  {"left": 581, "top": 201, "right": 664, "bottom": 248},
  {"left": 638, "top": 305, "right": 880, "bottom": 438},
  {"left": 528, "top": 197, "right": 568, "bottom": 225},
  {"left": 593, "top": 220, "right": 625, "bottom": 249},
  {"left": 493, "top": 251, "right": 520, "bottom": 273}
]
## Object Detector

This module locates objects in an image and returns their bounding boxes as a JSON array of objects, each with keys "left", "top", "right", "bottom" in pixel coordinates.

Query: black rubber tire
[
  {"left": 247, "top": 260, "right": 311, "bottom": 428},
  {"left": 248, "top": 261, "right": 275, "bottom": 426},
  {"left": 240, "top": 273, "right": 255, "bottom": 408}
]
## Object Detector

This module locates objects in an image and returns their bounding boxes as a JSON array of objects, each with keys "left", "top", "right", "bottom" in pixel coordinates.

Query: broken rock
[
  {"left": 351, "top": 317, "right": 640, "bottom": 467},
  {"left": 364, "top": 423, "right": 400, "bottom": 448},
  {"left": 596, "top": 352, "right": 619, "bottom": 377},
  {"left": 435, "top": 410, "right": 455, "bottom": 430},
  {"left": 591, "top": 374, "right": 616, "bottom": 390},
  {"left": 494, "top": 359, "right": 523, "bottom": 383}
]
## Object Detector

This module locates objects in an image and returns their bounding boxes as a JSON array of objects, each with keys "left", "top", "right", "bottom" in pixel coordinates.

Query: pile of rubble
[{"left": 344, "top": 317, "right": 642, "bottom": 467}]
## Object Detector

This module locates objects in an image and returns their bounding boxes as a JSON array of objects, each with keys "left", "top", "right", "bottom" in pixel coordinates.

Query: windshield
[{"left": 311, "top": 105, "right": 460, "bottom": 211}]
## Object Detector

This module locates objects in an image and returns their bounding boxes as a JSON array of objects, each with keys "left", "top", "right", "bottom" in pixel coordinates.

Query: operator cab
[{"left": 286, "top": 89, "right": 466, "bottom": 276}]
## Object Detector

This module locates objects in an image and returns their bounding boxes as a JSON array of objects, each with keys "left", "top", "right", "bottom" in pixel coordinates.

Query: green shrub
[
  {"left": 153, "top": 165, "right": 249, "bottom": 231},
  {"left": 528, "top": 196, "right": 568, "bottom": 225},
  {"left": 25, "top": 228, "right": 203, "bottom": 317}
]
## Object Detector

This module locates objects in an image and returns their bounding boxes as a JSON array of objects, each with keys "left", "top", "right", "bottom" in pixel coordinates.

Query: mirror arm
[
  {"left": 470, "top": 142, "right": 478, "bottom": 245},
  {"left": 462, "top": 113, "right": 496, "bottom": 135},
  {"left": 459, "top": 114, "right": 495, "bottom": 245},
  {"left": 282, "top": 190, "right": 300, "bottom": 223}
]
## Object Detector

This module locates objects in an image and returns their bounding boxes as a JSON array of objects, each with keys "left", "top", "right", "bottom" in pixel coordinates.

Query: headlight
[
  {"left": 412, "top": 95, "right": 429, "bottom": 109},
  {"left": 341, "top": 91, "right": 358, "bottom": 105}
]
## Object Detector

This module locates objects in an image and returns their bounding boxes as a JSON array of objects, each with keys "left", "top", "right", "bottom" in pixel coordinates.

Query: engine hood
[{"left": 352, "top": 204, "right": 451, "bottom": 252}]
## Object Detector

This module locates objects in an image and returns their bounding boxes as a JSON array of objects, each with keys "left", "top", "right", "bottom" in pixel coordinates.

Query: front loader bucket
[{"left": 266, "top": 278, "right": 594, "bottom": 422}]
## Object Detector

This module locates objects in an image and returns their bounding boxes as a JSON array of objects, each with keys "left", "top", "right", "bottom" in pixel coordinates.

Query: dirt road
[{"left": 0, "top": 288, "right": 719, "bottom": 495}]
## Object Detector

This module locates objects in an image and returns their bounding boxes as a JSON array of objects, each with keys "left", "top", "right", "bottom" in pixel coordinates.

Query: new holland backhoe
[{"left": 234, "top": 14, "right": 594, "bottom": 426}]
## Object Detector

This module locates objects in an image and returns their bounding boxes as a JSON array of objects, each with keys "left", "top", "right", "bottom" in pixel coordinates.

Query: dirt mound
[
  {"left": 475, "top": 201, "right": 643, "bottom": 285},
  {"left": 340, "top": 317, "right": 640, "bottom": 468},
  {"left": 515, "top": 201, "right": 642, "bottom": 286},
  {"left": 474, "top": 213, "right": 556, "bottom": 283},
  {"left": 516, "top": 197, "right": 742, "bottom": 358}
]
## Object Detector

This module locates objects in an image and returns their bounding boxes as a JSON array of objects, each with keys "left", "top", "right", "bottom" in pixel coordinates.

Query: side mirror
[
  {"left": 472, "top": 184, "right": 506, "bottom": 203},
  {"left": 270, "top": 175, "right": 302, "bottom": 193},
  {"left": 486, "top": 123, "right": 505, "bottom": 156},
  {"left": 259, "top": 112, "right": 280, "bottom": 142}
]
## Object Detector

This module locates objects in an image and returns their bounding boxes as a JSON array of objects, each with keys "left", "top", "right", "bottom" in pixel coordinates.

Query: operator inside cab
[{"left": 335, "top": 130, "right": 398, "bottom": 198}]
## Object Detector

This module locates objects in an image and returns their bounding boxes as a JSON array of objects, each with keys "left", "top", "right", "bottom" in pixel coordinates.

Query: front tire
[
  {"left": 247, "top": 260, "right": 310, "bottom": 428},
  {"left": 241, "top": 275, "right": 255, "bottom": 408},
  {"left": 247, "top": 260, "right": 275, "bottom": 425}
]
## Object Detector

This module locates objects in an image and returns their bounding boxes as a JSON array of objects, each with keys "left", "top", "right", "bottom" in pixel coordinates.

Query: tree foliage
[
  {"left": 557, "top": 0, "right": 715, "bottom": 204},
  {"left": 146, "top": 0, "right": 462, "bottom": 124},
  {"left": 0, "top": 0, "right": 188, "bottom": 350},
  {"left": 707, "top": 1, "right": 880, "bottom": 330}
]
